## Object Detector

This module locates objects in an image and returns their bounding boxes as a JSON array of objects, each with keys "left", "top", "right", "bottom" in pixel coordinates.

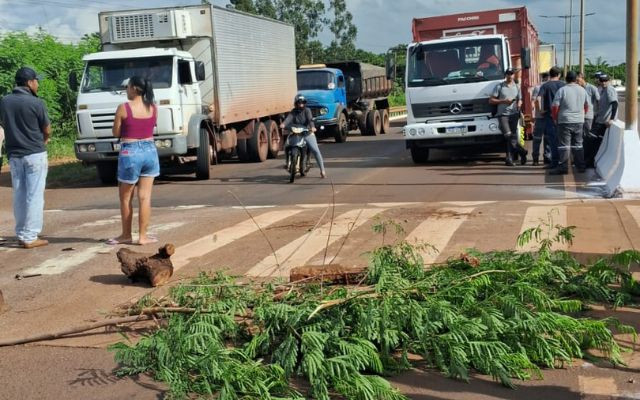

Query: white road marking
[
  {"left": 148, "top": 222, "right": 184, "bottom": 235},
  {"left": 441, "top": 201, "right": 496, "bottom": 207},
  {"left": 172, "top": 209, "right": 303, "bottom": 270},
  {"left": 367, "top": 202, "right": 421, "bottom": 208},
  {"left": 44, "top": 209, "right": 64, "bottom": 213},
  {"left": 246, "top": 208, "right": 385, "bottom": 278},
  {"left": 22, "top": 245, "right": 108, "bottom": 275},
  {"left": 231, "top": 205, "right": 277, "bottom": 210},
  {"left": 521, "top": 200, "right": 573, "bottom": 205},
  {"left": 518, "top": 206, "right": 568, "bottom": 252},
  {"left": 171, "top": 205, "right": 208, "bottom": 210},
  {"left": 627, "top": 205, "right": 640, "bottom": 228},
  {"left": 298, "top": 203, "right": 347, "bottom": 209},
  {"left": 405, "top": 207, "right": 475, "bottom": 265}
]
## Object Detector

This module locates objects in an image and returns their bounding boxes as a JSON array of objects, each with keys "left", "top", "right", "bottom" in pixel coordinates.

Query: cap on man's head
[
  {"left": 15, "top": 67, "right": 42, "bottom": 86},
  {"left": 599, "top": 74, "right": 610, "bottom": 82}
]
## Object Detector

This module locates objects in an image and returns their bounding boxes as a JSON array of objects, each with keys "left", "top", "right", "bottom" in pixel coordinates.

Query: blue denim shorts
[{"left": 117, "top": 141, "right": 160, "bottom": 184}]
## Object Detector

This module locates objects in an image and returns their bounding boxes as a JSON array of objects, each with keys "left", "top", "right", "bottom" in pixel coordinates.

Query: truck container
[
  {"left": 404, "top": 7, "right": 540, "bottom": 163},
  {"left": 538, "top": 44, "right": 556, "bottom": 75},
  {"left": 71, "top": 4, "right": 297, "bottom": 183},
  {"left": 296, "top": 61, "right": 394, "bottom": 142}
]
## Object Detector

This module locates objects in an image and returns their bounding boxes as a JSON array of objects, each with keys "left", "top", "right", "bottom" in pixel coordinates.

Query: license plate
[{"left": 446, "top": 126, "right": 467, "bottom": 134}]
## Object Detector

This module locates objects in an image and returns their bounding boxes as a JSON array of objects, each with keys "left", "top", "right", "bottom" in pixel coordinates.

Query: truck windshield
[
  {"left": 81, "top": 57, "right": 173, "bottom": 93},
  {"left": 297, "top": 71, "right": 335, "bottom": 91},
  {"left": 407, "top": 39, "right": 504, "bottom": 87}
]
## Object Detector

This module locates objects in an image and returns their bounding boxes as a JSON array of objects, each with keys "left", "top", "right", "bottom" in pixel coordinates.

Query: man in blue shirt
[
  {"left": 0, "top": 67, "right": 51, "bottom": 248},
  {"left": 536, "top": 67, "right": 565, "bottom": 169}
]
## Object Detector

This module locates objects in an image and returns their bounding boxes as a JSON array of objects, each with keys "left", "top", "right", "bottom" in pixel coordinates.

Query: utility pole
[
  {"left": 626, "top": 0, "right": 638, "bottom": 131},
  {"left": 563, "top": 16, "right": 569, "bottom": 75},
  {"left": 579, "top": 0, "right": 585, "bottom": 74},
  {"left": 568, "top": 0, "right": 573, "bottom": 71}
]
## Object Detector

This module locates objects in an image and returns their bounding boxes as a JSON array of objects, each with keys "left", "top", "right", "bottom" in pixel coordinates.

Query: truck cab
[
  {"left": 296, "top": 66, "right": 347, "bottom": 141},
  {"left": 74, "top": 48, "right": 205, "bottom": 183},
  {"left": 404, "top": 34, "right": 512, "bottom": 162}
]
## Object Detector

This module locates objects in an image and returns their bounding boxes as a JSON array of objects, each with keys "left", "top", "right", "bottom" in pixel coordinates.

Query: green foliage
[
  {"left": 0, "top": 31, "right": 100, "bottom": 142},
  {"left": 112, "top": 225, "right": 638, "bottom": 399}
]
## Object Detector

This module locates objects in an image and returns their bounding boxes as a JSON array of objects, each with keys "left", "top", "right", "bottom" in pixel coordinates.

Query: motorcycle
[{"left": 284, "top": 125, "right": 311, "bottom": 183}]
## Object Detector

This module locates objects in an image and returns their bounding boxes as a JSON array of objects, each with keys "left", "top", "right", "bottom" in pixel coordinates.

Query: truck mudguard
[{"left": 187, "top": 114, "right": 211, "bottom": 149}]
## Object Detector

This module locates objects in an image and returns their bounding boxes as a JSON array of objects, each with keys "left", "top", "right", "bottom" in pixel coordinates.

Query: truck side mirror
[
  {"left": 195, "top": 61, "right": 206, "bottom": 81},
  {"left": 68, "top": 71, "right": 79, "bottom": 92},
  {"left": 385, "top": 51, "right": 397, "bottom": 81},
  {"left": 521, "top": 47, "right": 531, "bottom": 69}
]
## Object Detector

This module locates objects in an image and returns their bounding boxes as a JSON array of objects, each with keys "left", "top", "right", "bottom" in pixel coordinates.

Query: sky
[{"left": 0, "top": 0, "right": 634, "bottom": 65}]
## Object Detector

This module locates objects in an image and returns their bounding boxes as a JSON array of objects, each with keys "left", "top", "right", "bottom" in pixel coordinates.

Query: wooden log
[
  {"left": 117, "top": 244, "right": 175, "bottom": 287},
  {"left": 0, "top": 289, "right": 5, "bottom": 314},
  {"left": 289, "top": 264, "right": 366, "bottom": 284}
]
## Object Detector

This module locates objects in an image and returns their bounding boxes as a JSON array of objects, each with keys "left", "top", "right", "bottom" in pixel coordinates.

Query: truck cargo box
[
  {"left": 326, "top": 61, "right": 393, "bottom": 103},
  {"left": 99, "top": 5, "right": 297, "bottom": 126}
]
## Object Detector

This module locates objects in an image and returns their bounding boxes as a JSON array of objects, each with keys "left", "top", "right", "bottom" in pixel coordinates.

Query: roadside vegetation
[{"left": 110, "top": 221, "right": 639, "bottom": 399}]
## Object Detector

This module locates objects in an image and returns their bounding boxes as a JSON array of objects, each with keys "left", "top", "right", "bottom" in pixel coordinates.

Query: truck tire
[
  {"left": 410, "top": 146, "right": 430, "bottom": 163},
  {"left": 265, "top": 120, "right": 281, "bottom": 159},
  {"left": 248, "top": 121, "right": 269, "bottom": 162},
  {"left": 96, "top": 161, "right": 118, "bottom": 185},
  {"left": 333, "top": 113, "right": 348, "bottom": 143},
  {"left": 366, "top": 110, "right": 382, "bottom": 136},
  {"left": 380, "top": 109, "right": 390, "bottom": 134},
  {"left": 237, "top": 139, "right": 249, "bottom": 162},
  {"left": 195, "top": 126, "right": 212, "bottom": 180}
]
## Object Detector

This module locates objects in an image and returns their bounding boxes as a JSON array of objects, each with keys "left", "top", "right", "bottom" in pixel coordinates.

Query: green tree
[
  {"left": 230, "top": 0, "right": 256, "bottom": 13},
  {"left": 325, "top": 0, "right": 357, "bottom": 61}
]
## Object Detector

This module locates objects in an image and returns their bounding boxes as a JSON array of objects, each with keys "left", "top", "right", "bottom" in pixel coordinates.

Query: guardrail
[{"left": 389, "top": 106, "right": 407, "bottom": 119}]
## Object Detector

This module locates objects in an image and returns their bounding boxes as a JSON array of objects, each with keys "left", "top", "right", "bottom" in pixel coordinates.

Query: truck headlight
[
  {"left": 155, "top": 140, "right": 162, "bottom": 148},
  {"left": 418, "top": 128, "right": 426, "bottom": 136},
  {"left": 78, "top": 144, "right": 88, "bottom": 152},
  {"left": 87, "top": 144, "right": 96, "bottom": 152},
  {"left": 489, "top": 123, "right": 498, "bottom": 131},
  {"left": 162, "top": 139, "right": 172, "bottom": 148},
  {"left": 409, "top": 128, "right": 417, "bottom": 136},
  {"left": 319, "top": 107, "right": 328, "bottom": 115}
]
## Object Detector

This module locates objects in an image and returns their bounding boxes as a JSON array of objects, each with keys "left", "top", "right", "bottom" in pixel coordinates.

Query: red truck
[{"left": 404, "top": 7, "right": 541, "bottom": 162}]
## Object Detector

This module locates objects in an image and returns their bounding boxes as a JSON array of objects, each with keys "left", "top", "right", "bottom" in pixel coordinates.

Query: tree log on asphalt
[{"left": 117, "top": 244, "right": 175, "bottom": 287}]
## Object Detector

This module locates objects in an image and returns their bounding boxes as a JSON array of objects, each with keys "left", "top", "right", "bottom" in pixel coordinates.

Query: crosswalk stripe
[
  {"left": 172, "top": 209, "right": 303, "bottom": 270},
  {"left": 23, "top": 245, "right": 107, "bottom": 275},
  {"left": 246, "top": 208, "right": 385, "bottom": 278},
  {"left": 518, "top": 206, "right": 568, "bottom": 252},
  {"left": 405, "top": 207, "right": 475, "bottom": 265},
  {"left": 627, "top": 205, "right": 640, "bottom": 228}
]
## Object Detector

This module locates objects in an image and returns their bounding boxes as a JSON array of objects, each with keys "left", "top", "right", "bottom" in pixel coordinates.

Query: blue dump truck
[{"left": 296, "top": 61, "right": 394, "bottom": 142}]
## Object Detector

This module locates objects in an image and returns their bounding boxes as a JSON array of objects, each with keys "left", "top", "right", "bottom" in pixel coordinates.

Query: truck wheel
[
  {"left": 380, "top": 109, "right": 390, "bottom": 134},
  {"left": 333, "top": 113, "right": 348, "bottom": 143},
  {"left": 96, "top": 161, "right": 118, "bottom": 185},
  {"left": 366, "top": 110, "right": 382, "bottom": 136},
  {"left": 195, "top": 126, "right": 212, "bottom": 180},
  {"left": 265, "top": 120, "right": 280, "bottom": 159},
  {"left": 357, "top": 113, "right": 367, "bottom": 134},
  {"left": 237, "top": 139, "right": 249, "bottom": 162},
  {"left": 410, "top": 146, "right": 430, "bottom": 163},
  {"left": 248, "top": 121, "right": 269, "bottom": 162}
]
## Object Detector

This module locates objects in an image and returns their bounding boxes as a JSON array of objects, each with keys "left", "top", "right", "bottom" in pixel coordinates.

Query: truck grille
[
  {"left": 91, "top": 112, "right": 116, "bottom": 131},
  {"left": 113, "top": 14, "right": 155, "bottom": 41},
  {"left": 412, "top": 99, "right": 492, "bottom": 119}
]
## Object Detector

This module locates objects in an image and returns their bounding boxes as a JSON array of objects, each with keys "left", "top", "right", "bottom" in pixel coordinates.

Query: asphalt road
[{"left": 0, "top": 117, "right": 639, "bottom": 400}]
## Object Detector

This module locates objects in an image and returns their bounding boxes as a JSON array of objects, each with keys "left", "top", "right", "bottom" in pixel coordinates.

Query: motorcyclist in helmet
[{"left": 280, "top": 95, "right": 326, "bottom": 178}]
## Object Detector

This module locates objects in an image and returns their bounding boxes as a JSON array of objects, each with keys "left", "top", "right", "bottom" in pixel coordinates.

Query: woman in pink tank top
[{"left": 110, "top": 76, "right": 159, "bottom": 246}]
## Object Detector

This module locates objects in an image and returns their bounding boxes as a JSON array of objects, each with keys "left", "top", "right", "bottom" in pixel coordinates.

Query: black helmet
[{"left": 294, "top": 94, "right": 307, "bottom": 106}]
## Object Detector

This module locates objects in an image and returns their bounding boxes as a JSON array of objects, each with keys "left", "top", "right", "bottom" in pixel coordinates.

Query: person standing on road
[
  {"left": 550, "top": 71, "right": 589, "bottom": 175},
  {"left": 490, "top": 68, "right": 527, "bottom": 166},
  {"left": 587, "top": 74, "right": 619, "bottom": 165},
  {"left": 109, "top": 76, "right": 159, "bottom": 246},
  {"left": 281, "top": 95, "right": 326, "bottom": 178},
  {"left": 537, "top": 67, "right": 565, "bottom": 169},
  {"left": 531, "top": 72, "right": 550, "bottom": 165},
  {"left": 577, "top": 72, "right": 601, "bottom": 168},
  {"left": 0, "top": 67, "right": 50, "bottom": 249}
]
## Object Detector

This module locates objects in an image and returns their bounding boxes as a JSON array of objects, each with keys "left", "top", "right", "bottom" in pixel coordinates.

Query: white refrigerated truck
[{"left": 71, "top": 4, "right": 297, "bottom": 183}]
